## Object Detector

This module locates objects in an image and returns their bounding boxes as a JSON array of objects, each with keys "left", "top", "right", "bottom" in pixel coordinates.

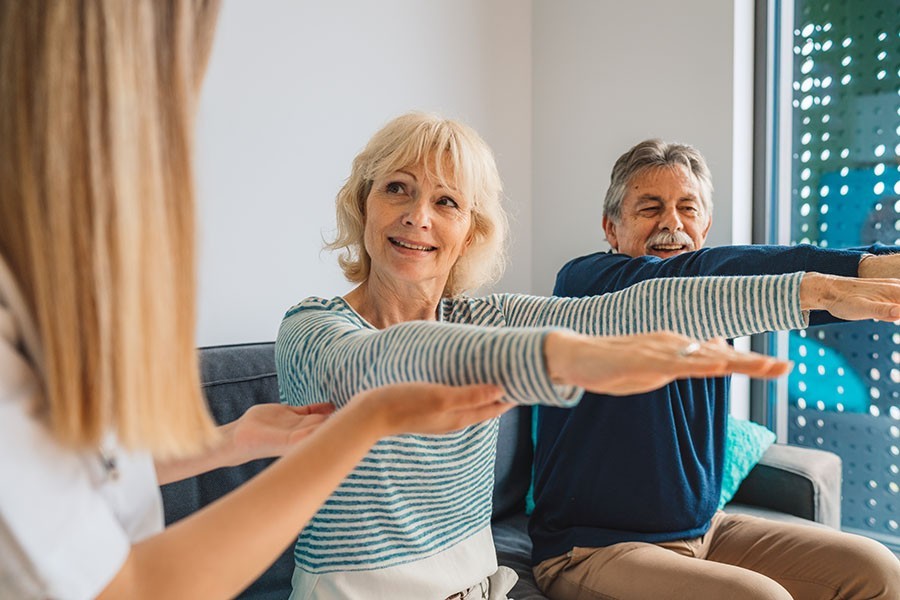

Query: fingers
[
  {"left": 872, "top": 303, "right": 900, "bottom": 322},
  {"left": 449, "top": 384, "right": 505, "bottom": 407},
  {"left": 456, "top": 401, "right": 514, "bottom": 426},
  {"left": 723, "top": 353, "right": 791, "bottom": 377},
  {"left": 285, "top": 402, "right": 336, "bottom": 416},
  {"left": 444, "top": 386, "right": 513, "bottom": 431},
  {"left": 680, "top": 338, "right": 792, "bottom": 379}
]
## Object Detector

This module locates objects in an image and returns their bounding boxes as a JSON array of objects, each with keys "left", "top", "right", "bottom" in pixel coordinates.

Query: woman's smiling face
[{"left": 363, "top": 161, "right": 473, "bottom": 293}]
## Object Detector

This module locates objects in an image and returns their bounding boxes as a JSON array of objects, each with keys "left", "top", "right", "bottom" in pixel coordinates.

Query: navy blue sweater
[{"left": 529, "top": 244, "right": 880, "bottom": 565}]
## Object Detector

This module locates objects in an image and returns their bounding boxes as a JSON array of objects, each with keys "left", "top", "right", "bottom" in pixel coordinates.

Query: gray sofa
[{"left": 161, "top": 343, "right": 843, "bottom": 599}]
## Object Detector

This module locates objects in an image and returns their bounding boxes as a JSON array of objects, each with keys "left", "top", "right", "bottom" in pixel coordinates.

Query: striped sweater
[{"left": 275, "top": 273, "right": 806, "bottom": 599}]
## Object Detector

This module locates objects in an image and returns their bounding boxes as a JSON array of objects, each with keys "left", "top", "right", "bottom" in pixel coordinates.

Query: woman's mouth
[{"left": 389, "top": 237, "right": 437, "bottom": 252}]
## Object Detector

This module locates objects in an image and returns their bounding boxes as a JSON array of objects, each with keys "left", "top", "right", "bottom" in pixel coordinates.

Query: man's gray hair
[{"left": 603, "top": 139, "right": 714, "bottom": 222}]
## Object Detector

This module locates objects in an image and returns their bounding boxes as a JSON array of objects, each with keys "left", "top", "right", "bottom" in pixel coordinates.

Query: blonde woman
[{"left": 0, "top": 4, "right": 516, "bottom": 599}]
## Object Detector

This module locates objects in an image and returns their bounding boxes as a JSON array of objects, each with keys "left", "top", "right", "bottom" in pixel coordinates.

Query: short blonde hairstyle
[
  {"left": 328, "top": 112, "right": 509, "bottom": 297},
  {"left": 0, "top": 0, "right": 221, "bottom": 457}
]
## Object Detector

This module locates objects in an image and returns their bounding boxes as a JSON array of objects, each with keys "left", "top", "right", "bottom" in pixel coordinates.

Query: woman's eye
[
  {"left": 437, "top": 196, "right": 459, "bottom": 208},
  {"left": 385, "top": 181, "right": 406, "bottom": 194}
]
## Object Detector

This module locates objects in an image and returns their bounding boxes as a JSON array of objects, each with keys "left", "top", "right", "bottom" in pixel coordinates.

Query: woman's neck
[{"left": 343, "top": 278, "right": 442, "bottom": 329}]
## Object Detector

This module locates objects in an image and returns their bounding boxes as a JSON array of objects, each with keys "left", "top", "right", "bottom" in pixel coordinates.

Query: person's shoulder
[
  {"left": 555, "top": 250, "right": 632, "bottom": 292},
  {"left": 283, "top": 296, "right": 346, "bottom": 320},
  {"left": 559, "top": 249, "right": 626, "bottom": 273},
  {"left": 277, "top": 297, "right": 357, "bottom": 356}
]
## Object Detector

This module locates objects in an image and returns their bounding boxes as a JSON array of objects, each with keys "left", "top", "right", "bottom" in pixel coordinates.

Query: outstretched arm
[
  {"left": 554, "top": 245, "right": 867, "bottom": 297},
  {"left": 481, "top": 272, "right": 807, "bottom": 341},
  {"left": 99, "top": 384, "right": 511, "bottom": 600},
  {"left": 556, "top": 244, "right": 899, "bottom": 326},
  {"left": 536, "top": 270, "right": 900, "bottom": 396},
  {"left": 277, "top": 296, "right": 796, "bottom": 409},
  {"left": 276, "top": 300, "right": 586, "bottom": 409}
]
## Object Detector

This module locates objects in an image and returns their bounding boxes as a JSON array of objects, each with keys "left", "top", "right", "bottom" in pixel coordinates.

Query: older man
[{"left": 530, "top": 139, "right": 900, "bottom": 599}]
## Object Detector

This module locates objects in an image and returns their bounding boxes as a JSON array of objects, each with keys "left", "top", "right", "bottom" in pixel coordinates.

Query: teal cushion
[
  {"left": 718, "top": 416, "right": 776, "bottom": 509},
  {"left": 525, "top": 406, "right": 538, "bottom": 515}
]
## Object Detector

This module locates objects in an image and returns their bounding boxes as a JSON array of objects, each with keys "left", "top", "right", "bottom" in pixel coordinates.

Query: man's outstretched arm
[{"left": 555, "top": 244, "right": 898, "bottom": 326}]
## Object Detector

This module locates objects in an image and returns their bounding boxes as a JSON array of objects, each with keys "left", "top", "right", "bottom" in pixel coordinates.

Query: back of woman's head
[
  {"left": 0, "top": 0, "right": 221, "bottom": 457},
  {"left": 329, "top": 112, "right": 509, "bottom": 297}
]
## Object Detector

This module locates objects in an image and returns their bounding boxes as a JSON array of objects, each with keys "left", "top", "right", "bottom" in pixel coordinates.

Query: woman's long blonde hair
[{"left": 0, "top": 0, "right": 221, "bottom": 457}]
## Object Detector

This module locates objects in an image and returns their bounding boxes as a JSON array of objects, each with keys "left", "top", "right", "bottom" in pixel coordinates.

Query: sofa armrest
[{"left": 730, "top": 443, "right": 842, "bottom": 529}]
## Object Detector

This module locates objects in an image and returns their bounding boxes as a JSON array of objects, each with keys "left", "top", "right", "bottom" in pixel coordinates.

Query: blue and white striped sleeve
[
  {"left": 483, "top": 272, "right": 808, "bottom": 339},
  {"left": 274, "top": 298, "right": 582, "bottom": 409}
]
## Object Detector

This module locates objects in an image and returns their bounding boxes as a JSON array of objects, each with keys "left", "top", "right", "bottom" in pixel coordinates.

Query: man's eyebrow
[{"left": 636, "top": 193, "right": 700, "bottom": 202}]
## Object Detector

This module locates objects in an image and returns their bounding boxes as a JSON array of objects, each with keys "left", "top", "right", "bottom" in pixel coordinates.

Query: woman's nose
[{"left": 402, "top": 199, "right": 432, "bottom": 229}]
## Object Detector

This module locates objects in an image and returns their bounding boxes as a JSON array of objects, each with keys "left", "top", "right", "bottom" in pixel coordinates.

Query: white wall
[
  {"left": 195, "top": 0, "right": 532, "bottom": 346},
  {"left": 531, "top": 0, "right": 754, "bottom": 295}
]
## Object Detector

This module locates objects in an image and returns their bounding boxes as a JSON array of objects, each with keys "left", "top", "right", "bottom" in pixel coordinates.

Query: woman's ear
[
  {"left": 360, "top": 181, "right": 374, "bottom": 217},
  {"left": 460, "top": 220, "right": 477, "bottom": 256}
]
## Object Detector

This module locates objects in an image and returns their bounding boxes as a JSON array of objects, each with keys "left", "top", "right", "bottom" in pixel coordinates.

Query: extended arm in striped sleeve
[
  {"left": 475, "top": 273, "right": 809, "bottom": 339},
  {"left": 275, "top": 298, "right": 581, "bottom": 409}
]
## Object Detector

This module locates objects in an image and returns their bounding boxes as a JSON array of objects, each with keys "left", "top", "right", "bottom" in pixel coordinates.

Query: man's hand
[
  {"left": 858, "top": 253, "right": 900, "bottom": 279},
  {"left": 800, "top": 272, "right": 900, "bottom": 322}
]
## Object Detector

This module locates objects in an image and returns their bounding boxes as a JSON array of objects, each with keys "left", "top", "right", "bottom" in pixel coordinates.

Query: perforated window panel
[{"left": 781, "top": 0, "right": 899, "bottom": 548}]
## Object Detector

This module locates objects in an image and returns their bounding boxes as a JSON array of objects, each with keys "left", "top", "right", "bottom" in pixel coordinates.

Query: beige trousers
[{"left": 533, "top": 512, "right": 900, "bottom": 600}]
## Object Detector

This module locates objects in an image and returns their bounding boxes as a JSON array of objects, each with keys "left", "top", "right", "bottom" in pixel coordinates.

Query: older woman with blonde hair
[
  {"left": 329, "top": 112, "right": 510, "bottom": 297},
  {"left": 275, "top": 111, "right": 900, "bottom": 599},
  {"left": 0, "top": 4, "right": 518, "bottom": 600}
]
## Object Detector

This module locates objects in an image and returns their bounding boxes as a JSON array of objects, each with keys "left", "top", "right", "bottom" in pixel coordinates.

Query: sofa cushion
[{"left": 493, "top": 513, "right": 550, "bottom": 599}]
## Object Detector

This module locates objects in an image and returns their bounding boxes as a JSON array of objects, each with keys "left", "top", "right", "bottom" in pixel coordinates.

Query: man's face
[{"left": 603, "top": 165, "right": 712, "bottom": 258}]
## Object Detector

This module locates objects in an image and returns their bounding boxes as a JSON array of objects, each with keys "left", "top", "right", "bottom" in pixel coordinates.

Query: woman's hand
[
  {"left": 800, "top": 272, "right": 900, "bottom": 322},
  {"left": 351, "top": 383, "right": 511, "bottom": 437},
  {"left": 545, "top": 330, "right": 791, "bottom": 396},
  {"left": 224, "top": 402, "right": 336, "bottom": 464},
  {"left": 155, "top": 403, "right": 335, "bottom": 484}
]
